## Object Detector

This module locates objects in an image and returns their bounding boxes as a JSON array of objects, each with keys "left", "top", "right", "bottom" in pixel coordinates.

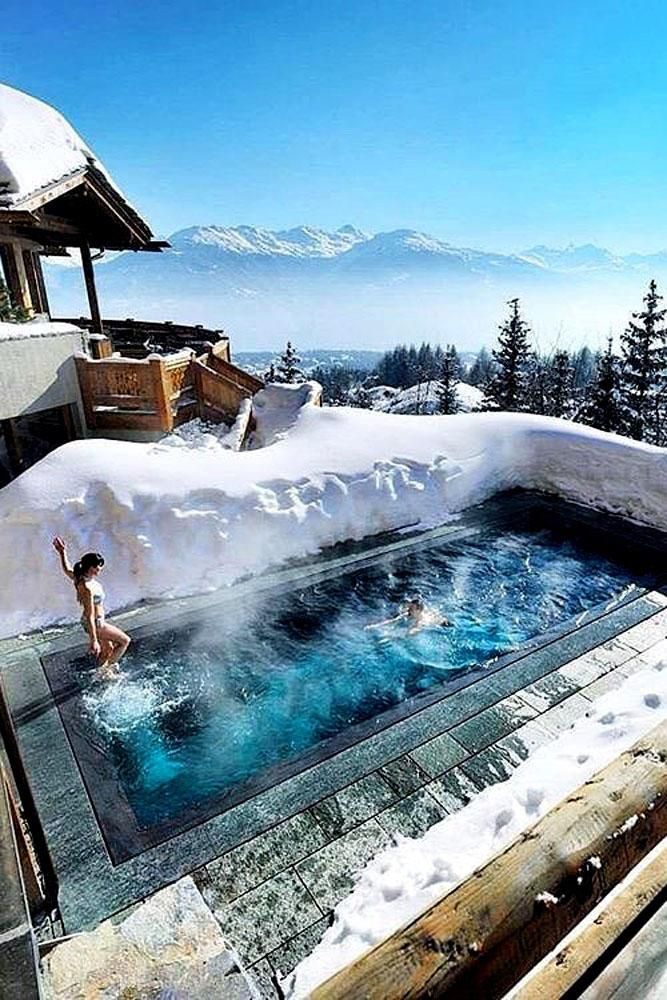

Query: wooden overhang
[{"left": 0, "top": 164, "right": 168, "bottom": 253}]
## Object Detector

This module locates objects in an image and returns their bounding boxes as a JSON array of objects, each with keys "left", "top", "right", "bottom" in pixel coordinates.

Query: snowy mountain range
[{"left": 43, "top": 225, "right": 667, "bottom": 350}]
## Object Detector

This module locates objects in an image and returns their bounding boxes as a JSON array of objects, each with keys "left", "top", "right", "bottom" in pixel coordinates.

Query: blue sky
[{"left": 4, "top": 0, "right": 667, "bottom": 252}]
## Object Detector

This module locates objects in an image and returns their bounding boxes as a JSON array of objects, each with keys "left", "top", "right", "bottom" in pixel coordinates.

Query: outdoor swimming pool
[{"left": 41, "top": 493, "right": 661, "bottom": 861}]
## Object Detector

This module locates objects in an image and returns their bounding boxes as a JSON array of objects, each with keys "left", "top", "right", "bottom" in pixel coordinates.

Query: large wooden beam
[
  {"left": 80, "top": 241, "right": 103, "bottom": 334},
  {"left": 0, "top": 242, "right": 33, "bottom": 313},
  {"left": 513, "top": 841, "right": 667, "bottom": 999},
  {"left": 313, "top": 720, "right": 667, "bottom": 1000}
]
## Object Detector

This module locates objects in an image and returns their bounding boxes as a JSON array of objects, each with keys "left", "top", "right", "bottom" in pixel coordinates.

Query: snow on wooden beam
[{"left": 313, "top": 720, "right": 667, "bottom": 1000}]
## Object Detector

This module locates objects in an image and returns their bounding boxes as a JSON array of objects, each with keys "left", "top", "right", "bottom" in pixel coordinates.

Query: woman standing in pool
[{"left": 52, "top": 537, "right": 130, "bottom": 678}]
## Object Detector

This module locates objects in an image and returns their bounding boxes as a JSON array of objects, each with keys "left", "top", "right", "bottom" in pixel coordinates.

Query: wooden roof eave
[{"left": 0, "top": 165, "right": 166, "bottom": 251}]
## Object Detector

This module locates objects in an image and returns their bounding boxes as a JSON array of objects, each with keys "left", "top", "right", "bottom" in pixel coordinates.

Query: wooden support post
[
  {"left": 32, "top": 253, "right": 50, "bottom": 316},
  {"left": 22, "top": 250, "right": 48, "bottom": 315},
  {"left": 313, "top": 720, "right": 667, "bottom": 1000},
  {"left": 149, "top": 357, "right": 174, "bottom": 432},
  {"left": 89, "top": 336, "right": 113, "bottom": 359},
  {"left": 0, "top": 242, "right": 34, "bottom": 314},
  {"left": 80, "top": 242, "right": 103, "bottom": 334},
  {"left": 74, "top": 357, "right": 96, "bottom": 431}
]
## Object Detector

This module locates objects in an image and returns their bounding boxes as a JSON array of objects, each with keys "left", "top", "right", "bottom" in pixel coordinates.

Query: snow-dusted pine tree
[
  {"left": 467, "top": 347, "right": 494, "bottom": 387},
  {"left": 275, "top": 341, "right": 304, "bottom": 383},
  {"left": 438, "top": 345, "right": 460, "bottom": 414},
  {"left": 548, "top": 350, "right": 574, "bottom": 418},
  {"left": 620, "top": 280, "right": 667, "bottom": 442},
  {"left": 483, "top": 298, "right": 531, "bottom": 411},
  {"left": 580, "top": 337, "right": 622, "bottom": 433},
  {"left": 526, "top": 353, "right": 549, "bottom": 415}
]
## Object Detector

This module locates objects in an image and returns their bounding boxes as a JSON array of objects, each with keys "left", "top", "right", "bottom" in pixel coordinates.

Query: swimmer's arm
[
  {"left": 52, "top": 536, "right": 74, "bottom": 579},
  {"left": 364, "top": 613, "right": 406, "bottom": 630},
  {"left": 80, "top": 585, "right": 100, "bottom": 655}
]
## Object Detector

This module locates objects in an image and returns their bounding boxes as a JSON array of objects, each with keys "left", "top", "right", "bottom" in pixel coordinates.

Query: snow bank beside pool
[
  {"left": 0, "top": 403, "right": 666, "bottom": 638},
  {"left": 285, "top": 647, "right": 667, "bottom": 997}
]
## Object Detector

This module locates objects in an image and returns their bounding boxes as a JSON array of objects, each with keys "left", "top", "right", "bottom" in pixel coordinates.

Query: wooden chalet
[{"left": 0, "top": 84, "right": 262, "bottom": 481}]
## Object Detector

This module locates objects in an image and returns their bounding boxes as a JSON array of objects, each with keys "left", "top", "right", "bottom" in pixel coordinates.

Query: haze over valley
[{"left": 44, "top": 225, "right": 667, "bottom": 352}]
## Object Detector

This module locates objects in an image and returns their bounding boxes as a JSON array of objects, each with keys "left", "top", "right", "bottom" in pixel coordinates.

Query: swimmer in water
[
  {"left": 365, "top": 597, "right": 451, "bottom": 636},
  {"left": 52, "top": 537, "right": 130, "bottom": 679}
]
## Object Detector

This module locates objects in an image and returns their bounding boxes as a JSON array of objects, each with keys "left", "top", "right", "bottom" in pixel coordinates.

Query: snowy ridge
[
  {"left": 170, "top": 224, "right": 369, "bottom": 258},
  {"left": 0, "top": 83, "right": 121, "bottom": 207},
  {"left": 0, "top": 403, "right": 666, "bottom": 638}
]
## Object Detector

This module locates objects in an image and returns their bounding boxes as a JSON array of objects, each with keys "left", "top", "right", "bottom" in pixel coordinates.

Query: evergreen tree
[
  {"left": 0, "top": 275, "right": 28, "bottom": 322},
  {"left": 620, "top": 280, "right": 667, "bottom": 442},
  {"left": 580, "top": 337, "right": 622, "bottom": 433},
  {"left": 526, "top": 353, "right": 549, "bottom": 415},
  {"left": 275, "top": 341, "right": 304, "bottom": 383},
  {"left": 572, "top": 346, "right": 596, "bottom": 391},
  {"left": 438, "top": 345, "right": 460, "bottom": 414},
  {"left": 548, "top": 350, "right": 574, "bottom": 418},
  {"left": 483, "top": 298, "right": 532, "bottom": 411},
  {"left": 467, "top": 347, "right": 494, "bottom": 387}
]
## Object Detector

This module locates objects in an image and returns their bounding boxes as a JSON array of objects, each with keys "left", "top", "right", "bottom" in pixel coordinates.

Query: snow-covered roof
[{"left": 0, "top": 83, "right": 123, "bottom": 210}]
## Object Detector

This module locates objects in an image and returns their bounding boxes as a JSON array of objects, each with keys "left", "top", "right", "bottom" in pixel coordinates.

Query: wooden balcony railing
[
  {"left": 55, "top": 316, "right": 230, "bottom": 359},
  {"left": 75, "top": 349, "right": 261, "bottom": 434}
]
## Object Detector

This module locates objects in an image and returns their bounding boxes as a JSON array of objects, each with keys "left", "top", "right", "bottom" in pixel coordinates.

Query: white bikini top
[{"left": 86, "top": 579, "right": 105, "bottom": 605}]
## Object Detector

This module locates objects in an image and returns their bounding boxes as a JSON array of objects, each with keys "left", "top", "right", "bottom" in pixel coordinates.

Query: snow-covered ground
[
  {"left": 286, "top": 648, "right": 667, "bottom": 997},
  {"left": 366, "top": 380, "right": 483, "bottom": 414},
  {"left": 1, "top": 389, "right": 667, "bottom": 639}
]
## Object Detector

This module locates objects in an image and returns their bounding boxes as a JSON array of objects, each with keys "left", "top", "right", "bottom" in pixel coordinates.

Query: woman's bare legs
[{"left": 97, "top": 623, "right": 130, "bottom": 677}]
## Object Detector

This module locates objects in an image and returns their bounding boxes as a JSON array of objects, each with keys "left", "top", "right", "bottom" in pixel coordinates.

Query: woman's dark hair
[{"left": 73, "top": 552, "right": 105, "bottom": 585}]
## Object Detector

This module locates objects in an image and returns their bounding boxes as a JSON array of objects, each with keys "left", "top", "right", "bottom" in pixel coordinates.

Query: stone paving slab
[
  {"left": 295, "top": 819, "right": 390, "bottom": 913},
  {"left": 449, "top": 693, "right": 540, "bottom": 752},
  {"left": 408, "top": 731, "right": 468, "bottom": 777},
  {"left": 205, "top": 868, "right": 323, "bottom": 966},
  {"left": 40, "top": 878, "right": 255, "bottom": 1000},
  {"left": 193, "top": 811, "right": 328, "bottom": 907},
  {"left": 308, "top": 771, "right": 398, "bottom": 840},
  {"left": 375, "top": 787, "right": 449, "bottom": 839}
]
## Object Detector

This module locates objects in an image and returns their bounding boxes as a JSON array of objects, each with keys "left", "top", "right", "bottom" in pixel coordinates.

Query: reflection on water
[{"left": 78, "top": 528, "right": 641, "bottom": 827}]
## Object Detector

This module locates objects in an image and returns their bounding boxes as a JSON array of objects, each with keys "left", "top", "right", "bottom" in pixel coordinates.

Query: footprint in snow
[
  {"left": 577, "top": 753, "right": 589, "bottom": 764},
  {"left": 644, "top": 693, "right": 660, "bottom": 708},
  {"left": 600, "top": 712, "right": 615, "bottom": 725}
]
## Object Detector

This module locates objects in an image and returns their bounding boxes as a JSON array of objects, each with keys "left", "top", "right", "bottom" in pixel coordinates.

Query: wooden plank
[
  {"left": 149, "top": 357, "right": 174, "bottom": 432},
  {"left": 313, "top": 720, "right": 667, "bottom": 1000},
  {"left": 93, "top": 411, "right": 166, "bottom": 432},
  {"left": 513, "top": 842, "right": 667, "bottom": 1000},
  {"left": 74, "top": 357, "right": 96, "bottom": 430},
  {"left": 91, "top": 394, "right": 155, "bottom": 410},
  {"left": 80, "top": 242, "right": 103, "bottom": 334}
]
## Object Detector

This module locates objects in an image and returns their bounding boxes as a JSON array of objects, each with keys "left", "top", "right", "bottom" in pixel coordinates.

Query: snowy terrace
[{"left": 0, "top": 396, "right": 667, "bottom": 997}]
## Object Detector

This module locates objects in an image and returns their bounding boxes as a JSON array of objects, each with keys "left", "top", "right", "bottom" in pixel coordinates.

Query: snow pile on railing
[{"left": 0, "top": 395, "right": 666, "bottom": 638}]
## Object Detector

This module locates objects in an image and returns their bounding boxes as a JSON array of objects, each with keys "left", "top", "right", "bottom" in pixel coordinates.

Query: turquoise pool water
[{"left": 77, "top": 526, "right": 640, "bottom": 830}]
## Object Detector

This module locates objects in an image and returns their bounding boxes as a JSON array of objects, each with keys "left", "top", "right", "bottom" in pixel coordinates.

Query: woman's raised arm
[{"left": 52, "top": 536, "right": 74, "bottom": 580}]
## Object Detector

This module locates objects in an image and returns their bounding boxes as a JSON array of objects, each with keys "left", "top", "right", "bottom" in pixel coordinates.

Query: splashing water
[{"left": 75, "top": 528, "right": 644, "bottom": 829}]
